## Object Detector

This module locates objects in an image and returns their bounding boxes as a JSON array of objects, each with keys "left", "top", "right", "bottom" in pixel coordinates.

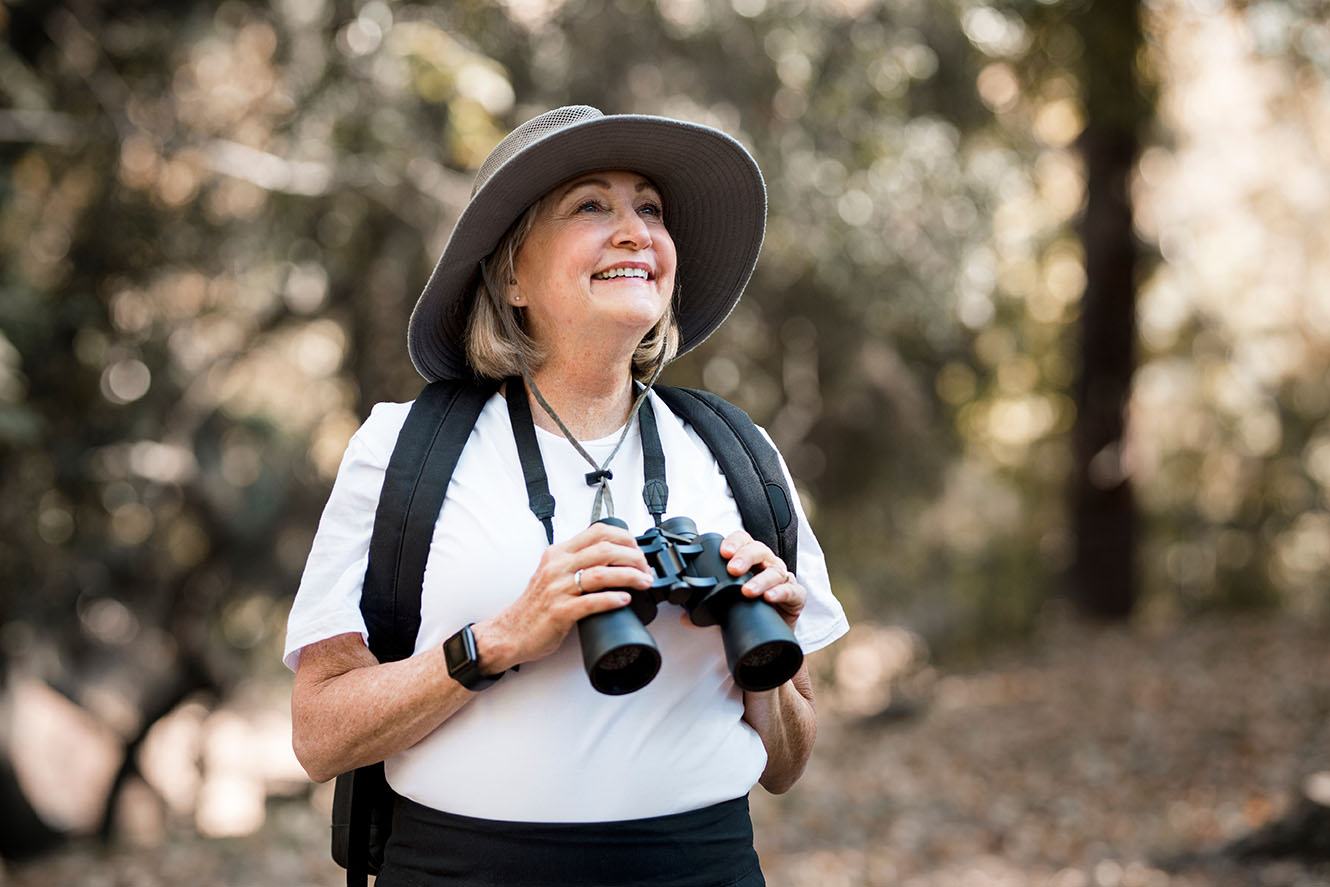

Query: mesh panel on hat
[{"left": 473, "top": 106, "right": 604, "bottom": 194}]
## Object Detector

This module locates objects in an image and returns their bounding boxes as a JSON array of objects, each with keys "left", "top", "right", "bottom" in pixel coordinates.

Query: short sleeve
[{"left": 282, "top": 401, "right": 410, "bottom": 671}]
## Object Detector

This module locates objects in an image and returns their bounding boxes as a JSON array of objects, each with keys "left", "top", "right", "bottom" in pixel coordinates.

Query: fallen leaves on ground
[{"left": 754, "top": 613, "right": 1330, "bottom": 886}]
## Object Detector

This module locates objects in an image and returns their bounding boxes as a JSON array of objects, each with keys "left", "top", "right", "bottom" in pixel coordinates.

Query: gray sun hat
[{"left": 406, "top": 105, "right": 767, "bottom": 382}]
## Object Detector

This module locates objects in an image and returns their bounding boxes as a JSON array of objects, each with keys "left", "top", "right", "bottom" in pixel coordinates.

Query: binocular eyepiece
[{"left": 576, "top": 517, "right": 804, "bottom": 695}]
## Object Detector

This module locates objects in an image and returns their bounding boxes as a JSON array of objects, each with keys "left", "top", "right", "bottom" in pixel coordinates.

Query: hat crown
[{"left": 472, "top": 105, "right": 605, "bottom": 196}]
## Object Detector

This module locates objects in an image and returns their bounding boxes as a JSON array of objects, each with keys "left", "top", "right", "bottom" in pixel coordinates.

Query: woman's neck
[{"left": 526, "top": 358, "right": 636, "bottom": 440}]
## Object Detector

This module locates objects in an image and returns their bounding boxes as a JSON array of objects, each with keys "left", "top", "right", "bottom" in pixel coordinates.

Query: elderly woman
[{"left": 286, "top": 106, "right": 847, "bottom": 886}]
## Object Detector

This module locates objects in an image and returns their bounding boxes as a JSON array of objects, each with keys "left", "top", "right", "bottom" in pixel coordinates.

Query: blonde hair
[{"left": 464, "top": 197, "right": 680, "bottom": 382}]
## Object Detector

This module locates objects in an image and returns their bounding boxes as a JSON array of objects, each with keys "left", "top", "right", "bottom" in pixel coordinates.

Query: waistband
[{"left": 376, "top": 793, "right": 764, "bottom": 887}]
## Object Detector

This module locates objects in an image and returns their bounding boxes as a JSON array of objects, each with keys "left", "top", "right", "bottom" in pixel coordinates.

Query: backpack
[{"left": 330, "top": 379, "right": 799, "bottom": 886}]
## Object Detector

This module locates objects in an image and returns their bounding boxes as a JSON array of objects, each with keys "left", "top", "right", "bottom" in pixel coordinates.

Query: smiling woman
[
  {"left": 464, "top": 171, "right": 681, "bottom": 391},
  {"left": 284, "top": 106, "right": 848, "bottom": 886},
  {"left": 502, "top": 171, "right": 677, "bottom": 421}
]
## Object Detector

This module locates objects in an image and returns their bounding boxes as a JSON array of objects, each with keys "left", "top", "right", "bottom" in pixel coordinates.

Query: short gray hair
[{"left": 464, "top": 199, "right": 680, "bottom": 382}]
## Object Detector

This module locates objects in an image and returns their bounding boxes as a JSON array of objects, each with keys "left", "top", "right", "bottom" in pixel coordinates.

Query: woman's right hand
[{"left": 473, "top": 521, "right": 652, "bottom": 672}]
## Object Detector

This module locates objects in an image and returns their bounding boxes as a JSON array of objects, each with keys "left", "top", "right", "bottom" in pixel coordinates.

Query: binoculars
[{"left": 576, "top": 516, "right": 804, "bottom": 695}]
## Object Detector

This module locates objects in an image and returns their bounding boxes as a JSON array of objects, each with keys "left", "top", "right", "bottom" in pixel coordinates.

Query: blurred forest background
[{"left": 1, "top": 0, "right": 1328, "bottom": 883}]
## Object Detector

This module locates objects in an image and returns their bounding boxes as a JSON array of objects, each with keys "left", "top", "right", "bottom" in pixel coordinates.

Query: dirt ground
[{"left": 2, "top": 614, "right": 1327, "bottom": 886}]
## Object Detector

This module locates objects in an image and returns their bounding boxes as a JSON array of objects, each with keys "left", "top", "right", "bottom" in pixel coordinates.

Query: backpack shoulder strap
[
  {"left": 361, "top": 378, "right": 497, "bottom": 663},
  {"left": 652, "top": 386, "right": 799, "bottom": 572},
  {"left": 337, "top": 379, "right": 494, "bottom": 887}
]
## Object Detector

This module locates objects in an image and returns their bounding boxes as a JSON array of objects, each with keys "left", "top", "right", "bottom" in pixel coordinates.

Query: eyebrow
[{"left": 557, "top": 176, "right": 660, "bottom": 199}]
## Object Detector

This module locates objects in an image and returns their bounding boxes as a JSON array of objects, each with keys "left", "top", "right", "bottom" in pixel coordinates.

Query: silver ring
[{"left": 574, "top": 568, "right": 585, "bottom": 593}]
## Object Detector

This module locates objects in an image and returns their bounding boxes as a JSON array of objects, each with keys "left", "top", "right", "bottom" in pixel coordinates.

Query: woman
[{"left": 286, "top": 106, "right": 848, "bottom": 886}]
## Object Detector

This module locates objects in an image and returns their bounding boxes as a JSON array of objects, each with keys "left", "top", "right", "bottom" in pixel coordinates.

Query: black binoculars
[{"left": 576, "top": 516, "right": 804, "bottom": 695}]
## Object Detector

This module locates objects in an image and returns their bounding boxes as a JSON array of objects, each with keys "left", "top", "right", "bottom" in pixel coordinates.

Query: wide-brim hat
[{"left": 407, "top": 105, "right": 767, "bottom": 382}]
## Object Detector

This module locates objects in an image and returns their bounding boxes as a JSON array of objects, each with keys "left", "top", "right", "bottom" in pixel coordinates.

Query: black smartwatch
[{"left": 443, "top": 623, "right": 503, "bottom": 691}]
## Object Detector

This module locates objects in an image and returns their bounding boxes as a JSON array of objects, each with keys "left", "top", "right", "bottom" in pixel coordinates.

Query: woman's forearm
[
  {"left": 291, "top": 526, "right": 648, "bottom": 783},
  {"left": 291, "top": 632, "right": 479, "bottom": 783},
  {"left": 742, "top": 662, "right": 817, "bottom": 794}
]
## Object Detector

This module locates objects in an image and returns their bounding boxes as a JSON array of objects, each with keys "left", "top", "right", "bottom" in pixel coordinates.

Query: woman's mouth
[{"left": 592, "top": 266, "right": 652, "bottom": 281}]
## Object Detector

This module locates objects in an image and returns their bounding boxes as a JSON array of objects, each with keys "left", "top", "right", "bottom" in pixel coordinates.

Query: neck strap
[{"left": 505, "top": 377, "right": 669, "bottom": 541}]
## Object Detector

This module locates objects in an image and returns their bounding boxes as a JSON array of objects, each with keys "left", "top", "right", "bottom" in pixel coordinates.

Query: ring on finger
[{"left": 574, "top": 568, "right": 585, "bottom": 593}]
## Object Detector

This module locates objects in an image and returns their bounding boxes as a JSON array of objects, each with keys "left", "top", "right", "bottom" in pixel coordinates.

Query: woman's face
[{"left": 512, "top": 170, "right": 676, "bottom": 362}]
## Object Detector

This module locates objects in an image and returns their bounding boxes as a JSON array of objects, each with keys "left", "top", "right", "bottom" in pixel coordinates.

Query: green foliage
[
  {"left": 1, "top": 0, "right": 1326, "bottom": 714},
  {"left": 0, "top": 0, "right": 510, "bottom": 700}
]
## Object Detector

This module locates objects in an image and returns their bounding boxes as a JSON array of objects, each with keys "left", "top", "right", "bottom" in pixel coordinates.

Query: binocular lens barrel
[
  {"left": 718, "top": 597, "right": 804, "bottom": 692},
  {"left": 577, "top": 516, "right": 661, "bottom": 695},
  {"left": 577, "top": 608, "right": 661, "bottom": 695},
  {"left": 683, "top": 533, "right": 805, "bottom": 692}
]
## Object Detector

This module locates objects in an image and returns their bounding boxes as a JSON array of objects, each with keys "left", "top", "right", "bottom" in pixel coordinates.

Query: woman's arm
[
  {"left": 292, "top": 632, "right": 474, "bottom": 784},
  {"left": 290, "top": 521, "right": 651, "bottom": 783},
  {"left": 719, "top": 530, "right": 819, "bottom": 793},
  {"left": 742, "top": 662, "right": 817, "bottom": 793}
]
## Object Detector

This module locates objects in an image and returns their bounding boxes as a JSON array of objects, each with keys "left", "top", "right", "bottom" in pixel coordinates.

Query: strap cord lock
[{"left": 585, "top": 468, "right": 613, "bottom": 486}]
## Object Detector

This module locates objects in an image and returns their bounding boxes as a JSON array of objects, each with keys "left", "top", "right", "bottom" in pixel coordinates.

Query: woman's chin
[{"left": 589, "top": 293, "right": 669, "bottom": 331}]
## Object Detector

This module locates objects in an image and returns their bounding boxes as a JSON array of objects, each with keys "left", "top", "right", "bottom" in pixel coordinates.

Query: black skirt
[{"left": 374, "top": 793, "right": 766, "bottom": 887}]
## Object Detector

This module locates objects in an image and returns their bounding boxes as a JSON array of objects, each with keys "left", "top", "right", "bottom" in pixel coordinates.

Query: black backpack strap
[
  {"left": 336, "top": 379, "right": 495, "bottom": 887},
  {"left": 652, "top": 386, "right": 798, "bottom": 572},
  {"left": 361, "top": 379, "right": 497, "bottom": 662}
]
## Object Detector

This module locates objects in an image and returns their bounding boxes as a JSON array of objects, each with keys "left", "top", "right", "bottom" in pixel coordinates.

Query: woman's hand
[
  {"left": 718, "top": 529, "right": 806, "bottom": 627},
  {"left": 474, "top": 521, "right": 652, "bottom": 672}
]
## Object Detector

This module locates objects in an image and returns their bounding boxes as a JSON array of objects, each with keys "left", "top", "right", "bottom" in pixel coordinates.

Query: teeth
[{"left": 593, "top": 267, "right": 649, "bottom": 280}]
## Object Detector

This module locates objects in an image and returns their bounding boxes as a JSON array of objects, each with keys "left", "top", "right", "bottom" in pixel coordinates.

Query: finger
[
  {"left": 727, "top": 539, "right": 780, "bottom": 577},
  {"left": 574, "top": 539, "right": 650, "bottom": 572},
  {"left": 747, "top": 572, "right": 805, "bottom": 627},
  {"left": 572, "top": 565, "right": 653, "bottom": 594},
  {"left": 574, "top": 521, "right": 640, "bottom": 548},
  {"left": 741, "top": 563, "right": 795, "bottom": 597},
  {"left": 719, "top": 529, "right": 753, "bottom": 558},
  {"left": 567, "top": 590, "right": 633, "bottom": 620},
  {"left": 759, "top": 581, "right": 805, "bottom": 611}
]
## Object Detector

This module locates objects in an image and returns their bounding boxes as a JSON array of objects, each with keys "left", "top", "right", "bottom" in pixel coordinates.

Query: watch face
[
  {"left": 444, "top": 626, "right": 476, "bottom": 677},
  {"left": 444, "top": 623, "right": 501, "bottom": 690}
]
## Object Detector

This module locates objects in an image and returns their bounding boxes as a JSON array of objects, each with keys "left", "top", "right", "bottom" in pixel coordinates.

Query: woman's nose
[{"left": 611, "top": 209, "right": 652, "bottom": 249}]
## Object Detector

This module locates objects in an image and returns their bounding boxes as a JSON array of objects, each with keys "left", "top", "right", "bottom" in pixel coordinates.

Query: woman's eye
[
  {"left": 576, "top": 200, "right": 602, "bottom": 213},
  {"left": 638, "top": 201, "right": 663, "bottom": 217}
]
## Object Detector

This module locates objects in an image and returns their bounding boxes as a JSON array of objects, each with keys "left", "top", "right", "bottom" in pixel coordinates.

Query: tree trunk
[{"left": 1070, "top": 0, "right": 1147, "bottom": 620}]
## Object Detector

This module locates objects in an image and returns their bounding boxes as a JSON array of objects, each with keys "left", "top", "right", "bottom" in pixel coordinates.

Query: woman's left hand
[{"left": 718, "top": 530, "right": 805, "bottom": 628}]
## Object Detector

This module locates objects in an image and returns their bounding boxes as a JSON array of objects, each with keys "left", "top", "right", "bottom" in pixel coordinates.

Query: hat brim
[{"left": 407, "top": 114, "right": 766, "bottom": 382}]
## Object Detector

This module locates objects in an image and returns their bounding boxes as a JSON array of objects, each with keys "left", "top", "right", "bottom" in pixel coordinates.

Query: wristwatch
[{"left": 443, "top": 623, "right": 503, "bottom": 691}]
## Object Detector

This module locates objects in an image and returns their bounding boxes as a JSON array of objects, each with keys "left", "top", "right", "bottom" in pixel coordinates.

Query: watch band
[{"left": 443, "top": 623, "right": 503, "bottom": 691}]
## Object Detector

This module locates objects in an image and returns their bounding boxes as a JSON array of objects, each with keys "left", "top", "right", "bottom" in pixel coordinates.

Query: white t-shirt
[{"left": 284, "top": 389, "right": 848, "bottom": 822}]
